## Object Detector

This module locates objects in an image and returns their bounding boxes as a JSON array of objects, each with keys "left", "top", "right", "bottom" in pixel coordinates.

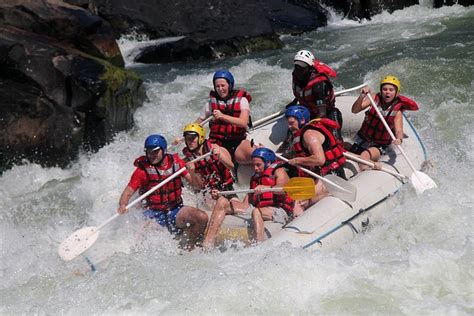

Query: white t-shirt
[{"left": 198, "top": 95, "right": 250, "bottom": 120}]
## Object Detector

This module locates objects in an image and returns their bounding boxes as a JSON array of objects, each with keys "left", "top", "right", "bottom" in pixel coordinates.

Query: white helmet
[{"left": 294, "top": 50, "right": 315, "bottom": 67}]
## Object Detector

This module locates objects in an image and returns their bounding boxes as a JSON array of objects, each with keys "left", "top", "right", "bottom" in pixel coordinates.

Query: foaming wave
[
  {"left": 116, "top": 32, "right": 185, "bottom": 67},
  {"left": 325, "top": 3, "right": 473, "bottom": 29}
]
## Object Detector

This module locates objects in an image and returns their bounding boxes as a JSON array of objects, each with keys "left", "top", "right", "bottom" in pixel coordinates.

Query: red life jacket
[
  {"left": 292, "top": 118, "right": 346, "bottom": 176},
  {"left": 358, "top": 94, "right": 419, "bottom": 145},
  {"left": 182, "top": 140, "right": 234, "bottom": 190},
  {"left": 248, "top": 162, "right": 294, "bottom": 214},
  {"left": 209, "top": 89, "right": 251, "bottom": 143},
  {"left": 292, "top": 60, "right": 337, "bottom": 118},
  {"left": 134, "top": 153, "right": 183, "bottom": 211}
]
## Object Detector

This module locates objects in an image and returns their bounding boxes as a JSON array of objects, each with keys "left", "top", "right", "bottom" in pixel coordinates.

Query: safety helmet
[
  {"left": 213, "top": 70, "right": 234, "bottom": 91},
  {"left": 294, "top": 50, "right": 315, "bottom": 67},
  {"left": 285, "top": 105, "right": 310, "bottom": 128},
  {"left": 144, "top": 134, "right": 167, "bottom": 153},
  {"left": 251, "top": 147, "right": 276, "bottom": 168},
  {"left": 380, "top": 75, "right": 401, "bottom": 93},
  {"left": 183, "top": 123, "right": 206, "bottom": 146}
]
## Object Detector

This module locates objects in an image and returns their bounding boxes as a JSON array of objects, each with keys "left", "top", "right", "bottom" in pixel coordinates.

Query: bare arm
[
  {"left": 392, "top": 111, "right": 404, "bottom": 145},
  {"left": 183, "top": 168, "right": 203, "bottom": 189},
  {"left": 215, "top": 109, "right": 250, "bottom": 128},
  {"left": 210, "top": 143, "right": 234, "bottom": 170},
  {"left": 289, "top": 130, "right": 326, "bottom": 168},
  {"left": 118, "top": 185, "right": 136, "bottom": 214},
  {"left": 273, "top": 168, "right": 290, "bottom": 195},
  {"left": 352, "top": 88, "right": 372, "bottom": 113}
]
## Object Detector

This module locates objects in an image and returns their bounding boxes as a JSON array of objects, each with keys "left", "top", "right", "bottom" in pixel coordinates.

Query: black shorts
[{"left": 350, "top": 135, "right": 388, "bottom": 156}]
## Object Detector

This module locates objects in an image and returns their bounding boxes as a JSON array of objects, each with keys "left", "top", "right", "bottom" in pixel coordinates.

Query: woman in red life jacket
[
  {"left": 202, "top": 148, "right": 294, "bottom": 248},
  {"left": 289, "top": 49, "right": 343, "bottom": 143},
  {"left": 196, "top": 70, "right": 254, "bottom": 164},
  {"left": 117, "top": 134, "right": 208, "bottom": 249},
  {"left": 350, "top": 75, "right": 419, "bottom": 170},
  {"left": 181, "top": 123, "right": 236, "bottom": 211}
]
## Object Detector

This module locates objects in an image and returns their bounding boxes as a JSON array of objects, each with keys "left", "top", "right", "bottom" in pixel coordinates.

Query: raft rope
[
  {"left": 301, "top": 192, "right": 397, "bottom": 250},
  {"left": 85, "top": 257, "right": 97, "bottom": 272},
  {"left": 403, "top": 112, "right": 428, "bottom": 161}
]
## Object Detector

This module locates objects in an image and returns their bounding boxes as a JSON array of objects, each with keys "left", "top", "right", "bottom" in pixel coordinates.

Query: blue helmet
[
  {"left": 251, "top": 147, "right": 276, "bottom": 168},
  {"left": 213, "top": 70, "right": 234, "bottom": 90},
  {"left": 144, "top": 134, "right": 167, "bottom": 153},
  {"left": 285, "top": 105, "right": 310, "bottom": 128}
]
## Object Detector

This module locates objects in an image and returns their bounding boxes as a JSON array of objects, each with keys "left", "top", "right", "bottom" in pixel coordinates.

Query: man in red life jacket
[
  {"left": 117, "top": 134, "right": 208, "bottom": 249},
  {"left": 284, "top": 106, "right": 343, "bottom": 208},
  {"left": 181, "top": 123, "right": 236, "bottom": 211},
  {"left": 202, "top": 148, "right": 294, "bottom": 248},
  {"left": 195, "top": 70, "right": 254, "bottom": 164},
  {"left": 350, "top": 75, "right": 419, "bottom": 170},
  {"left": 289, "top": 49, "right": 343, "bottom": 142}
]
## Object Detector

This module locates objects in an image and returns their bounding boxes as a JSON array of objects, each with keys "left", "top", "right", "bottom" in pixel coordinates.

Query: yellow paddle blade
[{"left": 282, "top": 177, "right": 315, "bottom": 200}]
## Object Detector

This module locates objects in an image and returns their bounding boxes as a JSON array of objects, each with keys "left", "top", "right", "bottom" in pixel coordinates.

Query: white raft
[{"left": 214, "top": 96, "right": 429, "bottom": 250}]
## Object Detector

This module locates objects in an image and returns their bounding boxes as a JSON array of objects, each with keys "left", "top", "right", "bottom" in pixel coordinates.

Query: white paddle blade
[
  {"left": 410, "top": 171, "right": 437, "bottom": 195},
  {"left": 323, "top": 174, "right": 357, "bottom": 202},
  {"left": 58, "top": 226, "right": 99, "bottom": 261}
]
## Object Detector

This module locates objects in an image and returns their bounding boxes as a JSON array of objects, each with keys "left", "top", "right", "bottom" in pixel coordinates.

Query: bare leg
[
  {"left": 359, "top": 147, "right": 381, "bottom": 171},
  {"left": 175, "top": 206, "right": 208, "bottom": 248},
  {"left": 234, "top": 140, "right": 254, "bottom": 165},
  {"left": 251, "top": 207, "right": 273, "bottom": 243},
  {"left": 203, "top": 197, "right": 248, "bottom": 249}
]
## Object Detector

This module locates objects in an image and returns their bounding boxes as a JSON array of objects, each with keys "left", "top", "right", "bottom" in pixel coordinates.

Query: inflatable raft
[{"left": 214, "top": 95, "right": 429, "bottom": 250}]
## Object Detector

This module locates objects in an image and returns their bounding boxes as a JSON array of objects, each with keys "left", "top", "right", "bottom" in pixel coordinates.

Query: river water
[{"left": 1, "top": 4, "right": 473, "bottom": 315}]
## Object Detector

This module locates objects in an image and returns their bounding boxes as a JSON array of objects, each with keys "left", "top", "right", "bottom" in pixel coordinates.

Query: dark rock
[
  {"left": 433, "top": 0, "right": 474, "bottom": 7},
  {"left": 0, "top": 0, "right": 123, "bottom": 67},
  {"left": 135, "top": 34, "right": 282, "bottom": 64},
  {"left": 317, "top": 0, "right": 418, "bottom": 20},
  {"left": 0, "top": 1, "right": 145, "bottom": 172},
  {"left": 269, "top": 0, "right": 327, "bottom": 34},
  {"left": 68, "top": 0, "right": 330, "bottom": 64}
]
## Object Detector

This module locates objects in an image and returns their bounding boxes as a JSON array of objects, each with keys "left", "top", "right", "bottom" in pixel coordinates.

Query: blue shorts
[{"left": 143, "top": 204, "right": 183, "bottom": 234}]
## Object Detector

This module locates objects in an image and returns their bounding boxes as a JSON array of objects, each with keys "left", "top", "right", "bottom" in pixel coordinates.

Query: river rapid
[{"left": 1, "top": 4, "right": 473, "bottom": 315}]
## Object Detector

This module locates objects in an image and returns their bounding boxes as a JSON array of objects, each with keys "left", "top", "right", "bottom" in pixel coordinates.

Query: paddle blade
[
  {"left": 410, "top": 171, "right": 437, "bottom": 195},
  {"left": 58, "top": 226, "right": 99, "bottom": 261},
  {"left": 323, "top": 174, "right": 357, "bottom": 202},
  {"left": 283, "top": 177, "right": 316, "bottom": 200}
]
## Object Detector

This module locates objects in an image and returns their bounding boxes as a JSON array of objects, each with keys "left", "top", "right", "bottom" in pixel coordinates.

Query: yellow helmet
[
  {"left": 183, "top": 123, "right": 206, "bottom": 145},
  {"left": 380, "top": 75, "right": 401, "bottom": 92}
]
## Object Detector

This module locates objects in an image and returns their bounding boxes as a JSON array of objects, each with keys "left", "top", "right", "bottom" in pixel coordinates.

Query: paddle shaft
[
  {"left": 275, "top": 154, "right": 348, "bottom": 193},
  {"left": 366, "top": 94, "right": 421, "bottom": 176},
  {"left": 333, "top": 82, "right": 368, "bottom": 97},
  {"left": 96, "top": 152, "right": 212, "bottom": 232},
  {"left": 217, "top": 187, "right": 284, "bottom": 195},
  {"left": 201, "top": 115, "right": 213, "bottom": 126},
  {"left": 343, "top": 152, "right": 407, "bottom": 179},
  {"left": 251, "top": 83, "right": 368, "bottom": 129}
]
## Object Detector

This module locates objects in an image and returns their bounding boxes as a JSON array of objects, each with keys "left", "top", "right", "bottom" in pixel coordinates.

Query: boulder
[
  {"left": 0, "top": 1, "right": 145, "bottom": 171},
  {"left": 66, "top": 0, "right": 331, "bottom": 64}
]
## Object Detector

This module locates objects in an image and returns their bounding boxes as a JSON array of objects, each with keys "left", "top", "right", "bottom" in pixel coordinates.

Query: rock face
[
  {"left": 68, "top": 0, "right": 330, "bottom": 63},
  {"left": 0, "top": 0, "right": 145, "bottom": 171}
]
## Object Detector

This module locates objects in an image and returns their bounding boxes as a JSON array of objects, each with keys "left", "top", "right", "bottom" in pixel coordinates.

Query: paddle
[
  {"left": 343, "top": 152, "right": 407, "bottom": 180},
  {"left": 217, "top": 177, "right": 315, "bottom": 200},
  {"left": 251, "top": 82, "right": 369, "bottom": 129},
  {"left": 275, "top": 154, "right": 357, "bottom": 202},
  {"left": 366, "top": 94, "right": 437, "bottom": 195},
  {"left": 58, "top": 152, "right": 213, "bottom": 261}
]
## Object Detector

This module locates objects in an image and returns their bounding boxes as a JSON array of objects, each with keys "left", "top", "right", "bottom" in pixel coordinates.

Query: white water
[{"left": 1, "top": 5, "right": 473, "bottom": 314}]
